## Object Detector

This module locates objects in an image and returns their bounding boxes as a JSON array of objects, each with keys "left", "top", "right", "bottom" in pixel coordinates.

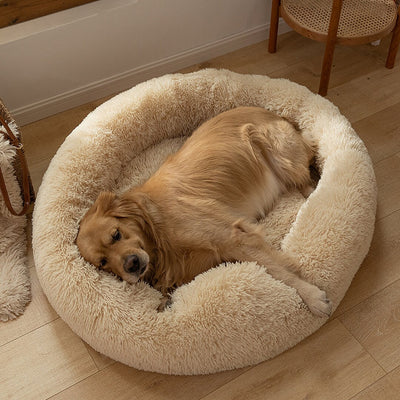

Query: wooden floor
[{"left": 2, "top": 31, "right": 400, "bottom": 399}]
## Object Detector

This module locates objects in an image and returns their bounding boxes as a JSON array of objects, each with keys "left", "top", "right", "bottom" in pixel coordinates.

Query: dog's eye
[
  {"left": 99, "top": 258, "right": 107, "bottom": 268},
  {"left": 112, "top": 229, "right": 121, "bottom": 242}
]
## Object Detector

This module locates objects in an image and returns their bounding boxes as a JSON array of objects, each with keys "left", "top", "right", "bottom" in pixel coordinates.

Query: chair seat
[{"left": 281, "top": 0, "right": 398, "bottom": 45}]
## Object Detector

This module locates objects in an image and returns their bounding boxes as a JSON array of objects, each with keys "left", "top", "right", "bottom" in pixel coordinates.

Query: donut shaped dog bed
[{"left": 33, "top": 69, "right": 377, "bottom": 375}]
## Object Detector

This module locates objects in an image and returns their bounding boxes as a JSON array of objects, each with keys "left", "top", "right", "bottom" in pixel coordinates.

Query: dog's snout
[{"left": 124, "top": 254, "right": 140, "bottom": 274}]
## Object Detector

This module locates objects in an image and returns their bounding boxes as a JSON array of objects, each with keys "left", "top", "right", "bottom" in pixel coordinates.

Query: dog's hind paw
[{"left": 301, "top": 285, "right": 332, "bottom": 318}]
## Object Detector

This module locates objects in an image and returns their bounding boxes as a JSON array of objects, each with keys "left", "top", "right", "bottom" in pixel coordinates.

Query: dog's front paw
[
  {"left": 157, "top": 295, "right": 173, "bottom": 312},
  {"left": 301, "top": 285, "right": 332, "bottom": 317}
]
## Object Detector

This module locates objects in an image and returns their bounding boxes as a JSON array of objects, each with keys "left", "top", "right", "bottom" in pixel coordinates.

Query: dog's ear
[
  {"left": 110, "top": 192, "right": 152, "bottom": 219},
  {"left": 77, "top": 192, "right": 118, "bottom": 243},
  {"left": 92, "top": 191, "right": 118, "bottom": 215},
  {"left": 111, "top": 192, "right": 162, "bottom": 243}
]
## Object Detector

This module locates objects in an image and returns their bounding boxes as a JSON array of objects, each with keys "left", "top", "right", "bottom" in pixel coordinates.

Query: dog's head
[{"left": 76, "top": 191, "right": 156, "bottom": 284}]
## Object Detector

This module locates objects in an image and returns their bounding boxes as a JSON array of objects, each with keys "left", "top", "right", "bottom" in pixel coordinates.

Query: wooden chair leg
[
  {"left": 319, "top": 42, "right": 336, "bottom": 96},
  {"left": 268, "top": 0, "right": 281, "bottom": 53},
  {"left": 386, "top": 9, "right": 400, "bottom": 69},
  {"left": 318, "top": 0, "right": 343, "bottom": 96}
]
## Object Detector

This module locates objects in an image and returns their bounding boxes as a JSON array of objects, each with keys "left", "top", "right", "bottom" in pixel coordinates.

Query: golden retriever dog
[{"left": 76, "top": 106, "right": 332, "bottom": 317}]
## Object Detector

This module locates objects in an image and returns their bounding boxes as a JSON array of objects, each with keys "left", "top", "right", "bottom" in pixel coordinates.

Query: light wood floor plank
[
  {"left": 199, "top": 320, "right": 385, "bottom": 400},
  {"left": 353, "top": 102, "right": 400, "bottom": 164},
  {"left": 0, "top": 319, "right": 98, "bottom": 400},
  {"left": 340, "top": 279, "right": 400, "bottom": 373},
  {"left": 334, "top": 209, "right": 400, "bottom": 316},
  {"left": 49, "top": 362, "right": 249, "bottom": 400},
  {"left": 326, "top": 65, "right": 400, "bottom": 124},
  {"left": 374, "top": 153, "right": 400, "bottom": 221},
  {"left": 84, "top": 343, "right": 115, "bottom": 371},
  {"left": 350, "top": 366, "right": 400, "bottom": 400}
]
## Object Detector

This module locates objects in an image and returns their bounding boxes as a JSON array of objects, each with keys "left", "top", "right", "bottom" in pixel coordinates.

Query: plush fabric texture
[
  {"left": 0, "top": 122, "right": 31, "bottom": 322},
  {"left": 32, "top": 69, "right": 377, "bottom": 375}
]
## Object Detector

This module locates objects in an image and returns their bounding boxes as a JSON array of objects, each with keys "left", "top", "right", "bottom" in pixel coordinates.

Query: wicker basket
[{"left": 0, "top": 99, "right": 35, "bottom": 215}]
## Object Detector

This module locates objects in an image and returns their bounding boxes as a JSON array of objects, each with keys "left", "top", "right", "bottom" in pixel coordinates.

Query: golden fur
[{"left": 76, "top": 106, "right": 332, "bottom": 316}]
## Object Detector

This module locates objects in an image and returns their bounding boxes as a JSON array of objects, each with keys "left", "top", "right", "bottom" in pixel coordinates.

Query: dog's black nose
[{"left": 124, "top": 254, "right": 140, "bottom": 274}]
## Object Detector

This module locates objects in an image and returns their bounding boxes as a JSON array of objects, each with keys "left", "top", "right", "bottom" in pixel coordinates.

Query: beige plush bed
[{"left": 32, "top": 69, "right": 377, "bottom": 375}]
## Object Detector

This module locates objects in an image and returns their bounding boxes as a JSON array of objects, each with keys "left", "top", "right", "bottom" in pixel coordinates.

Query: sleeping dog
[{"left": 76, "top": 106, "right": 332, "bottom": 317}]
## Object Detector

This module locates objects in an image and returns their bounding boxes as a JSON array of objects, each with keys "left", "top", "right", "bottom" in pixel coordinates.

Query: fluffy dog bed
[{"left": 32, "top": 69, "right": 377, "bottom": 375}]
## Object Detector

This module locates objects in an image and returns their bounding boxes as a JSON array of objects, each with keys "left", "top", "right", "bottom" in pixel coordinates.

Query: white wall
[{"left": 0, "top": 0, "right": 289, "bottom": 125}]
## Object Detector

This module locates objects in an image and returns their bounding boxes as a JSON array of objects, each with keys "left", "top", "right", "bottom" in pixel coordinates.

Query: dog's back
[{"left": 143, "top": 107, "right": 313, "bottom": 221}]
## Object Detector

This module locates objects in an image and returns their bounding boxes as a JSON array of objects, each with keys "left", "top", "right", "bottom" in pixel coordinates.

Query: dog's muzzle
[{"left": 123, "top": 254, "right": 147, "bottom": 275}]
